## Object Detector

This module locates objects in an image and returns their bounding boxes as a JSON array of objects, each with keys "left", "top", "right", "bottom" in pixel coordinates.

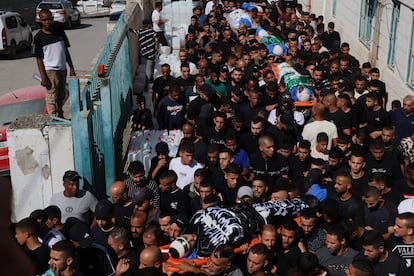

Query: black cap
[
  {"left": 329, "top": 147, "right": 344, "bottom": 159},
  {"left": 131, "top": 187, "right": 154, "bottom": 206},
  {"left": 280, "top": 112, "right": 294, "bottom": 125},
  {"left": 170, "top": 214, "right": 187, "bottom": 229},
  {"left": 201, "top": 84, "right": 214, "bottom": 95},
  {"left": 155, "top": 141, "right": 169, "bottom": 154},
  {"left": 220, "top": 65, "right": 229, "bottom": 73},
  {"left": 320, "top": 51, "right": 329, "bottom": 59},
  {"left": 337, "top": 134, "right": 351, "bottom": 144},
  {"left": 63, "top": 170, "right": 81, "bottom": 181},
  {"left": 319, "top": 87, "right": 332, "bottom": 97},
  {"left": 94, "top": 199, "right": 113, "bottom": 220}
]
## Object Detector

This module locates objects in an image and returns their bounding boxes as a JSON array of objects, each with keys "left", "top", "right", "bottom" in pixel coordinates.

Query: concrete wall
[
  {"left": 7, "top": 116, "right": 73, "bottom": 222},
  {"left": 317, "top": 0, "right": 414, "bottom": 107}
]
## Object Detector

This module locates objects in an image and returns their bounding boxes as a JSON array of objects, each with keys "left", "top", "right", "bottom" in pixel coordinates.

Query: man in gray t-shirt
[
  {"left": 50, "top": 170, "right": 98, "bottom": 224},
  {"left": 316, "top": 224, "right": 359, "bottom": 276}
]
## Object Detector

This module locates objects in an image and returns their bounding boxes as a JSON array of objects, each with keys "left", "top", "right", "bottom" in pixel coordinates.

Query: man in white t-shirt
[
  {"left": 152, "top": 1, "right": 169, "bottom": 46},
  {"left": 205, "top": 0, "right": 218, "bottom": 15},
  {"left": 302, "top": 103, "right": 338, "bottom": 151},
  {"left": 169, "top": 139, "right": 203, "bottom": 190},
  {"left": 49, "top": 170, "right": 98, "bottom": 224}
]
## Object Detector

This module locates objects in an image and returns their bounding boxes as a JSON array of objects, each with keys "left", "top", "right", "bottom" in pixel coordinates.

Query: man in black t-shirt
[
  {"left": 158, "top": 170, "right": 190, "bottom": 219},
  {"left": 109, "top": 181, "right": 135, "bottom": 230},
  {"left": 363, "top": 230, "right": 409, "bottom": 276},
  {"left": 249, "top": 135, "right": 289, "bottom": 185},
  {"left": 364, "top": 138, "right": 403, "bottom": 184},
  {"left": 152, "top": 63, "right": 175, "bottom": 117},
  {"left": 47, "top": 240, "right": 87, "bottom": 276},
  {"left": 328, "top": 172, "right": 364, "bottom": 229},
  {"left": 323, "top": 93, "right": 352, "bottom": 136},
  {"left": 108, "top": 228, "right": 139, "bottom": 276},
  {"left": 15, "top": 218, "right": 50, "bottom": 274},
  {"left": 386, "top": 212, "right": 414, "bottom": 274},
  {"left": 275, "top": 219, "right": 302, "bottom": 275}
]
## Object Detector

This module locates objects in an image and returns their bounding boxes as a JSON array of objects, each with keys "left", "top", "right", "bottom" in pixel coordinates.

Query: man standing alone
[
  {"left": 34, "top": 9, "right": 75, "bottom": 119},
  {"left": 131, "top": 19, "right": 158, "bottom": 88},
  {"left": 152, "top": 2, "right": 169, "bottom": 47}
]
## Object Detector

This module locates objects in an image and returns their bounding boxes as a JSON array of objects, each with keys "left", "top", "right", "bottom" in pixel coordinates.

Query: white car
[
  {"left": 109, "top": 0, "right": 126, "bottom": 21},
  {"left": 0, "top": 11, "right": 33, "bottom": 58},
  {"left": 35, "top": 0, "right": 81, "bottom": 29}
]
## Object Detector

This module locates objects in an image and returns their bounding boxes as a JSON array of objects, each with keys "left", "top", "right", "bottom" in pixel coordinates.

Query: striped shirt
[
  {"left": 135, "top": 28, "right": 157, "bottom": 60},
  {"left": 124, "top": 178, "right": 160, "bottom": 208}
]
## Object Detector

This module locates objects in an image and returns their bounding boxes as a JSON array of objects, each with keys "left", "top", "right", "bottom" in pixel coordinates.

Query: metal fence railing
[{"left": 68, "top": 11, "right": 132, "bottom": 199}]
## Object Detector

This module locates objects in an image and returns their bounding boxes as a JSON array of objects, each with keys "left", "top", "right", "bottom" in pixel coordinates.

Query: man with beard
[
  {"left": 362, "top": 186, "right": 398, "bottom": 240},
  {"left": 239, "top": 116, "right": 266, "bottom": 156},
  {"left": 288, "top": 140, "right": 312, "bottom": 188},
  {"left": 110, "top": 181, "right": 135, "bottom": 230},
  {"left": 392, "top": 95, "right": 414, "bottom": 143},
  {"left": 299, "top": 208, "right": 326, "bottom": 253},
  {"left": 251, "top": 178, "right": 268, "bottom": 203},
  {"left": 316, "top": 224, "right": 358, "bottom": 276},
  {"left": 365, "top": 92, "right": 391, "bottom": 140},
  {"left": 108, "top": 227, "right": 139, "bottom": 276},
  {"left": 364, "top": 138, "right": 403, "bottom": 184},
  {"left": 129, "top": 210, "right": 147, "bottom": 249},
  {"left": 226, "top": 68, "right": 245, "bottom": 113},
  {"left": 124, "top": 161, "right": 160, "bottom": 210},
  {"left": 275, "top": 219, "right": 302, "bottom": 275},
  {"left": 362, "top": 230, "right": 409, "bottom": 276},
  {"left": 152, "top": 63, "right": 175, "bottom": 117},
  {"left": 245, "top": 244, "right": 272, "bottom": 275},
  {"left": 329, "top": 172, "right": 364, "bottom": 230}
]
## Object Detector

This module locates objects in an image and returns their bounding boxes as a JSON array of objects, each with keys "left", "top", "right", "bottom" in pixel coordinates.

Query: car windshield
[
  {"left": 38, "top": 3, "right": 63, "bottom": 10},
  {"left": 114, "top": 0, "right": 126, "bottom": 4},
  {"left": 0, "top": 99, "right": 45, "bottom": 126}
]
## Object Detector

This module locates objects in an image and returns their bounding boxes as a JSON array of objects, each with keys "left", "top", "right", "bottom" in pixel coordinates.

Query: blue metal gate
[{"left": 68, "top": 13, "right": 132, "bottom": 199}]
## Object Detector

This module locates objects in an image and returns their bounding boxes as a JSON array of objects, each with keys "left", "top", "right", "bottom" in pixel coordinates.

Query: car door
[
  {"left": 16, "top": 16, "right": 31, "bottom": 44},
  {"left": 5, "top": 15, "right": 22, "bottom": 46},
  {"left": 67, "top": 2, "right": 79, "bottom": 21}
]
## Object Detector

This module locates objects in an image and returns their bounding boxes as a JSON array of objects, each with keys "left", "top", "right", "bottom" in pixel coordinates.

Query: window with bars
[{"left": 387, "top": 3, "right": 400, "bottom": 70}]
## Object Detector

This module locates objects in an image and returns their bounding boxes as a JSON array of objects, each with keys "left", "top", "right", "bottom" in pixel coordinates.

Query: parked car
[
  {"left": 109, "top": 0, "right": 125, "bottom": 21},
  {"left": 35, "top": 0, "right": 81, "bottom": 29},
  {"left": 0, "top": 85, "right": 47, "bottom": 175},
  {"left": 0, "top": 11, "right": 33, "bottom": 58}
]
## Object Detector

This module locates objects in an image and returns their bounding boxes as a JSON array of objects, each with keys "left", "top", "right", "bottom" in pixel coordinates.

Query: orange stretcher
[
  {"left": 294, "top": 101, "right": 315, "bottom": 107},
  {"left": 164, "top": 237, "right": 261, "bottom": 272}
]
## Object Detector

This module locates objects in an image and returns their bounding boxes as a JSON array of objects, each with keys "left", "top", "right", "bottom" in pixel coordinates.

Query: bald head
[
  {"left": 130, "top": 210, "right": 147, "bottom": 239},
  {"left": 139, "top": 245, "right": 162, "bottom": 269},
  {"left": 197, "top": 58, "right": 208, "bottom": 68},
  {"left": 312, "top": 103, "right": 326, "bottom": 118},
  {"left": 323, "top": 93, "right": 337, "bottom": 106},
  {"left": 258, "top": 135, "right": 274, "bottom": 147},
  {"left": 109, "top": 181, "right": 128, "bottom": 204}
]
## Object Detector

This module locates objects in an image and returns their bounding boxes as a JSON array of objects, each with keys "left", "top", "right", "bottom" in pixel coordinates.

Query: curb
[{"left": 80, "top": 12, "right": 109, "bottom": 18}]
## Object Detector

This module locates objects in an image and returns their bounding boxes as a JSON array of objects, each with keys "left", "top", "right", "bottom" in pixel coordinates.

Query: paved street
[{"left": 0, "top": 16, "right": 109, "bottom": 96}]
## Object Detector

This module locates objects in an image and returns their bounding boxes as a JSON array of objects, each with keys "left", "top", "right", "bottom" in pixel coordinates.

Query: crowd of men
[{"left": 9, "top": 0, "right": 414, "bottom": 275}]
